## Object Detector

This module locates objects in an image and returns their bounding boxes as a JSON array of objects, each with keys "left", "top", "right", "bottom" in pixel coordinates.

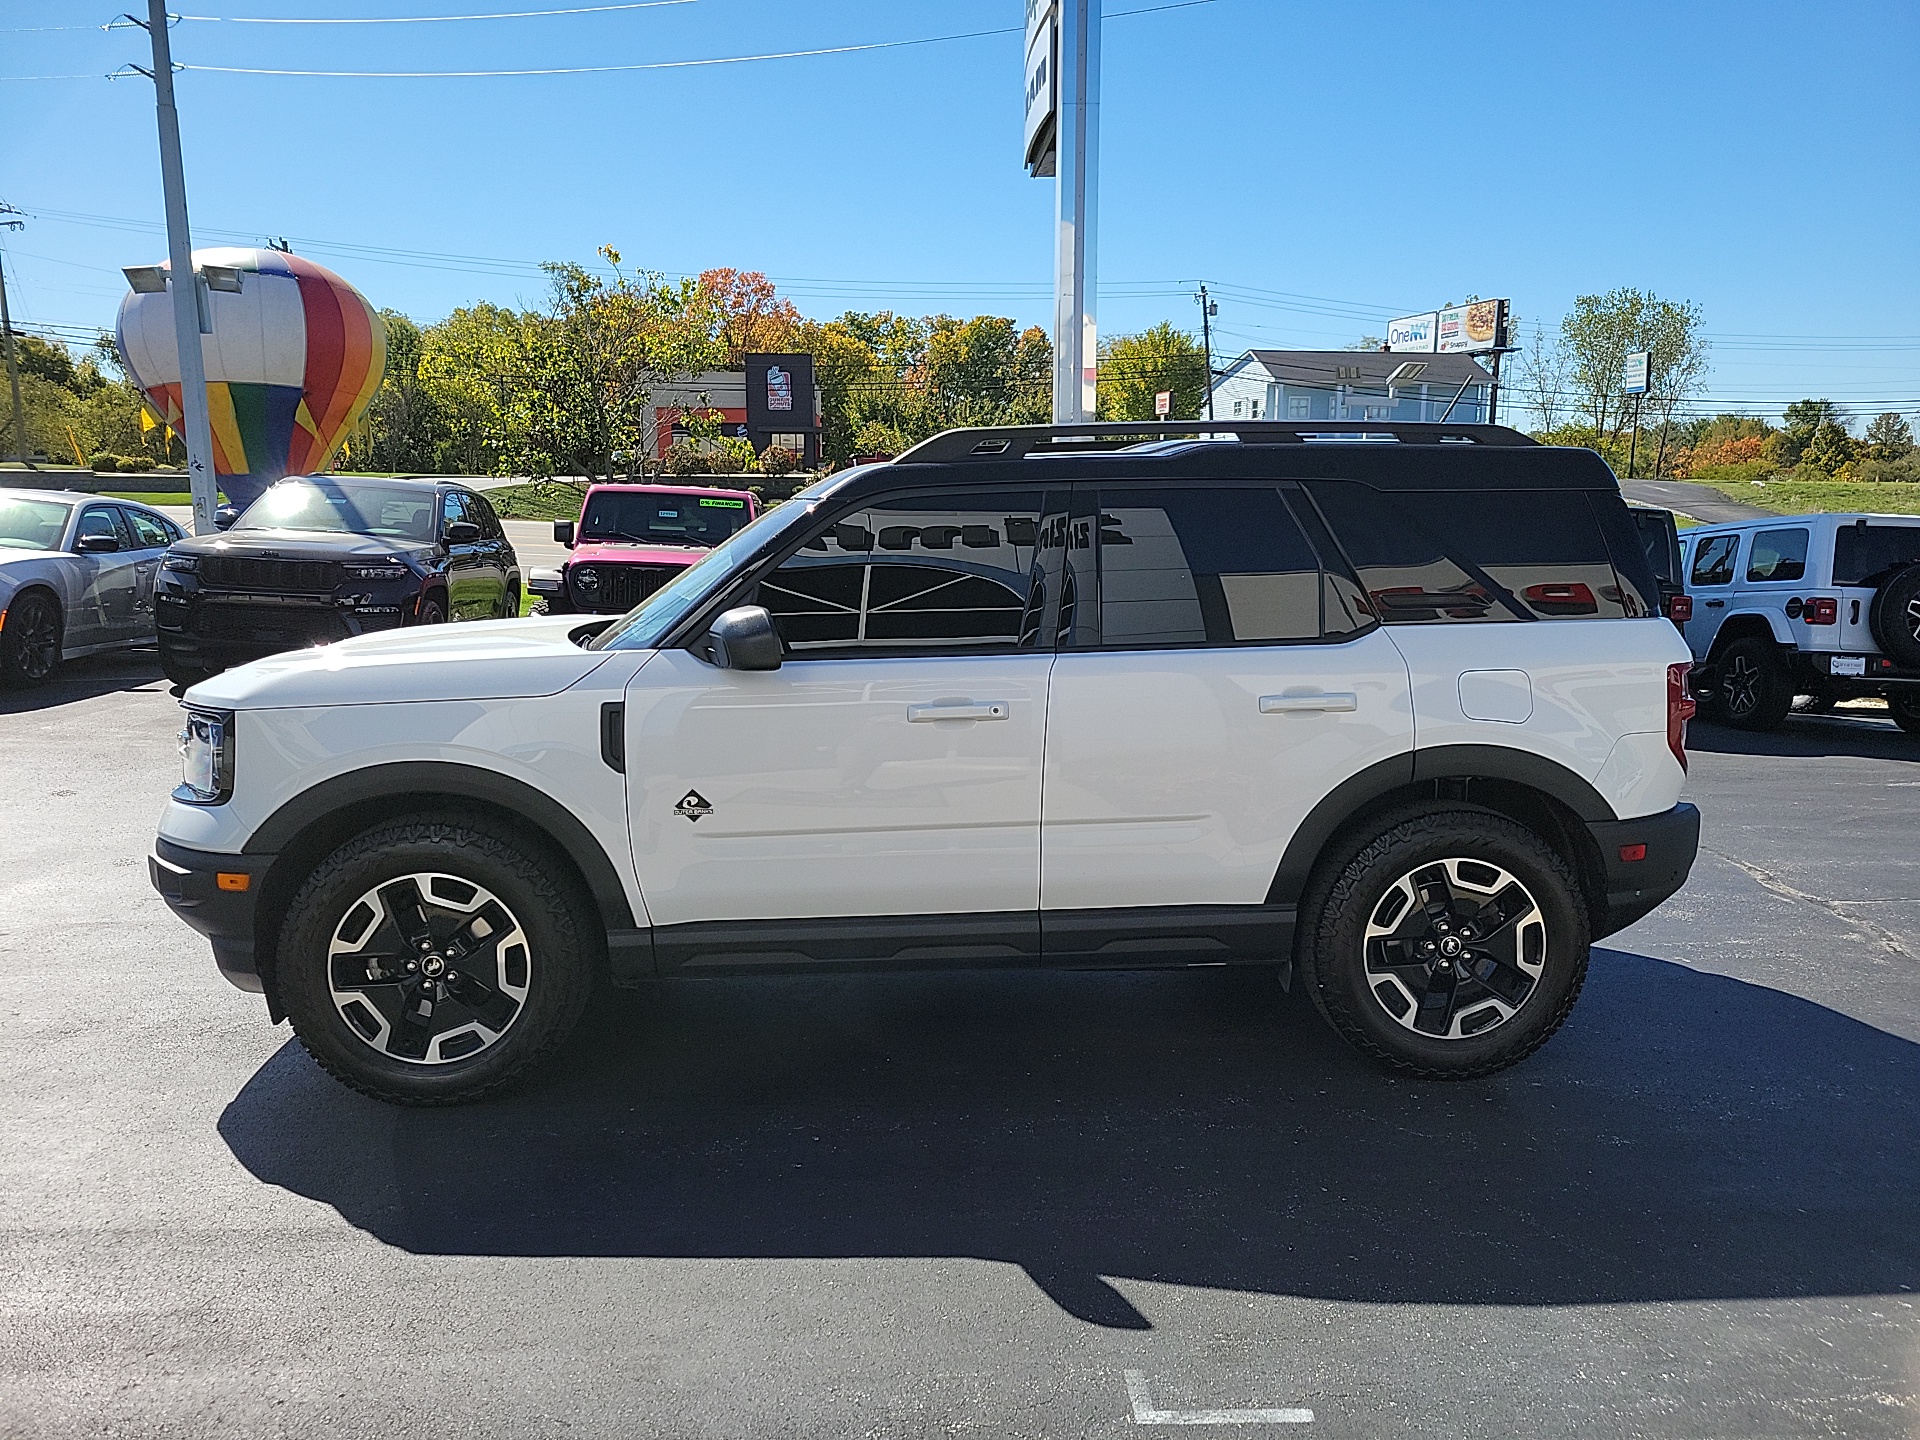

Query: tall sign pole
[
  {"left": 1026, "top": 0, "right": 1099, "bottom": 423},
  {"left": 130, "top": 3, "right": 219, "bottom": 534},
  {"left": 0, "top": 205, "right": 29, "bottom": 466}
]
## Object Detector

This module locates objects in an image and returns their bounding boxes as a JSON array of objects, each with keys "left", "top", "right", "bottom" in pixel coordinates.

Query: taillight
[
  {"left": 1667, "top": 663, "right": 1696, "bottom": 770},
  {"left": 1806, "top": 596, "right": 1838, "bottom": 625},
  {"left": 1667, "top": 594, "right": 1693, "bottom": 623}
]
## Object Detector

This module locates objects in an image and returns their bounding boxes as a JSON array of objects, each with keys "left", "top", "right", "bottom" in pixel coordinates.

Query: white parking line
[{"left": 1124, "top": 1371, "right": 1314, "bottom": 1426}]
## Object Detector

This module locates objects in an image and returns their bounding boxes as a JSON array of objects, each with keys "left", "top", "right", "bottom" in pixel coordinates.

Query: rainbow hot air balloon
[{"left": 116, "top": 247, "right": 386, "bottom": 510}]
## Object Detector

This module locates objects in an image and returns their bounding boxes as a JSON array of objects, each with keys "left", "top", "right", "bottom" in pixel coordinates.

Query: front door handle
[
  {"left": 1260, "top": 692, "right": 1358, "bottom": 714},
  {"left": 1704, "top": 599, "right": 1725, "bottom": 608},
  {"left": 907, "top": 700, "right": 1009, "bottom": 722}
]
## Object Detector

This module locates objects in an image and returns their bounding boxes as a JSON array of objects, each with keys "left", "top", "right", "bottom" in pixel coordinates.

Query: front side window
[
  {"left": 1691, "top": 533, "right": 1739, "bottom": 587},
  {"left": 758, "top": 490, "right": 1056, "bottom": 654},
  {"left": 1746, "top": 528, "right": 1808, "bottom": 582},
  {"left": 1083, "top": 485, "right": 1344, "bottom": 648},
  {"left": 235, "top": 480, "right": 438, "bottom": 541},
  {"left": 441, "top": 491, "right": 474, "bottom": 536},
  {"left": 580, "top": 490, "right": 753, "bottom": 549}
]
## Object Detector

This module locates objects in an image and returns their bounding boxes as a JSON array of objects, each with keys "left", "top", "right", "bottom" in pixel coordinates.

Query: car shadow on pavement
[
  {"left": 219, "top": 951, "right": 1920, "bottom": 1329},
  {"left": 1688, "top": 712, "right": 1920, "bottom": 762},
  {"left": 0, "top": 650, "right": 167, "bottom": 714}
]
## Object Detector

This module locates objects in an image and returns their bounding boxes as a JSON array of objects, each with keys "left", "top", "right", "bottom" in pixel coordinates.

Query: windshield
[
  {"left": 580, "top": 490, "right": 753, "bottom": 548},
  {"left": 1833, "top": 522, "right": 1920, "bottom": 587},
  {"left": 589, "top": 496, "right": 824, "bottom": 652},
  {"left": 234, "top": 478, "right": 438, "bottom": 542},
  {"left": 0, "top": 497, "right": 73, "bottom": 552}
]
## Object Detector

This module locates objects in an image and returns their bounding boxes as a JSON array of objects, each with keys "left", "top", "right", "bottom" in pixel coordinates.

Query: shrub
[
  {"left": 88, "top": 452, "right": 120, "bottom": 473},
  {"left": 663, "top": 442, "right": 706, "bottom": 478},
  {"left": 1856, "top": 454, "right": 1920, "bottom": 484},
  {"left": 758, "top": 445, "right": 801, "bottom": 477}
]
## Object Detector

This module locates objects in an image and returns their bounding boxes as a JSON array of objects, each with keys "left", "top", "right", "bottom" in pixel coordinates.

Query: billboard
[
  {"left": 1387, "top": 299, "right": 1507, "bottom": 355},
  {"left": 1621, "top": 351, "right": 1651, "bottom": 395},
  {"left": 1023, "top": 0, "right": 1057, "bottom": 177},
  {"left": 745, "top": 352, "right": 819, "bottom": 465}
]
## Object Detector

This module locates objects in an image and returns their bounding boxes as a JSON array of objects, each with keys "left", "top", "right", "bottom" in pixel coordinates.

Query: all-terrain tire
[
  {"left": 1717, "top": 635, "right": 1794, "bottom": 731},
  {"left": 276, "top": 814, "right": 599, "bottom": 1106},
  {"left": 1298, "top": 807, "right": 1591, "bottom": 1080}
]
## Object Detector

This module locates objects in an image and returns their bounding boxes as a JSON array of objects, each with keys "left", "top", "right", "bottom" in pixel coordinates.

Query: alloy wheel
[
  {"left": 1361, "top": 857, "right": 1548, "bottom": 1040},
  {"left": 1723, "top": 653, "right": 1761, "bottom": 718},
  {"left": 11, "top": 594, "right": 58, "bottom": 681},
  {"left": 326, "top": 871, "right": 532, "bottom": 1064}
]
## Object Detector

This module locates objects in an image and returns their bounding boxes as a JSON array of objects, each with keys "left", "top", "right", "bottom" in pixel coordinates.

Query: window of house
[
  {"left": 1231, "top": 399, "right": 1244, "bottom": 417},
  {"left": 1690, "top": 533, "right": 1739, "bottom": 587},
  {"left": 1363, "top": 405, "right": 1393, "bottom": 421},
  {"left": 1082, "top": 485, "right": 1340, "bottom": 648},
  {"left": 1288, "top": 396, "right": 1311, "bottom": 419},
  {"left": 758, "top": 490, "right": 1055, "bottom": 654},
  {"left": 769, "top": 432, "right": 809, "bottom": 454},
  {"left": 1746, "top": 528, "right": 1808, "bottom": 582}
]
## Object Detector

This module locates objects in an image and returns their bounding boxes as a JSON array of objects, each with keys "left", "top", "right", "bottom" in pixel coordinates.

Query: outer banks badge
[{"left": 675, "top": 790, "right": 714, "bottom": 823}]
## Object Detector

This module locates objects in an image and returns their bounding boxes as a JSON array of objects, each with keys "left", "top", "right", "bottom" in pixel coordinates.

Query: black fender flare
[
  {"left": 244, "top": 760, "right": 636, "bottom": 930},
  {"left": 1266, "top": 745, "right": 1616, "bottom": 906}
]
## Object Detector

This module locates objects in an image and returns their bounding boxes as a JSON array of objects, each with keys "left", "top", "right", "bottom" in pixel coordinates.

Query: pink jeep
[{"left": 535, "top": 483, "right": 759, "bottom": 615}]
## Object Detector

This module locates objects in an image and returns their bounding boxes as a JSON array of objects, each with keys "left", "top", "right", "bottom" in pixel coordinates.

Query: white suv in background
[
  {"left": 151, "top": 423, "right": 1700, "bottom": 1105},
  {"left": 1679, "top": 513, "right": 1920, "bottom": 731}
]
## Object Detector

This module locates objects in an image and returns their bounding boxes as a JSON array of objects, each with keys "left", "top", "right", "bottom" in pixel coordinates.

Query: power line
[{"left": 177, "top": 0, "right": 694, "bottom": 22}]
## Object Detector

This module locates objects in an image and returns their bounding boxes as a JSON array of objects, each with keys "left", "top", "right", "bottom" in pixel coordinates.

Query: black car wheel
[
  {"left": 1718, "top": 636, "right": 1793, "bottom": 731},
  {"left": 159, "top": 640, "right": 215, "bottom": 689},
  {"left": 277, "top": 814, "right": 598, "bottom": 1105},
  {"left": 1299, "top": 808, "right": 1590, "bottom": 1079},
  {"left": 1890, "top": 692, "right": 1920, "bottom": 736},
  {"left": 0, "top": 589, "right": 61, "bottom": 687},
  {"left": 415, "top": 595, "right": 446, "bottom": 626}
]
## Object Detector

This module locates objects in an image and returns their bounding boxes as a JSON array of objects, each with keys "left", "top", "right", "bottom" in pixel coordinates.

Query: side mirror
[
  {"left": 446, "top": 520, "right": 482, "bottom": 544},
  {"left": 554, "top": 519, "right": 576, "bottom": 548},
  {"left": 75, "top": 533, "right": 120, "bottom": 553},
  {"left": 703, "top": 605, "right": 783, "bottom": 671},
  {"left": 213, "top": 505, "right": 240, "bottom": 531}
]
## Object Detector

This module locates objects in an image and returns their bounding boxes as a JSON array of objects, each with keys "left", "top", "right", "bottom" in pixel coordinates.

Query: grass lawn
[
  {"left": 486, "top": 481, "right": 590, "bottom": 521},
  {"left": 103, "top": 491, "right": 191, "bottom": 505},
  {"left": 1682, "top": 475, "right": 1920, "bottom": 517}
]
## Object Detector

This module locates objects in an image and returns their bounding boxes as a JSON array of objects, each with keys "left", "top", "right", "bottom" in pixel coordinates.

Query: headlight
[
  {"left": 572, "top": 567, "right": 600, "bottom": 592},
  {"left": 161, "top": 555, "right": 198, "bottom": 573},
  {"left": 348, "top": 565, "right": 409, "bottom": 580},
  {"left": 176, "top": 708, "right": 234, "bottom": 805}
]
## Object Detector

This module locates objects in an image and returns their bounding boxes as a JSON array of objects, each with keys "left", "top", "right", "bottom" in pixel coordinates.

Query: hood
[
  {"left": 568, "top": 541, "right": 707, "bottom": 567},
  {"left": 185, "top": 615, "right": 614, "bottom": 710},
  {"left": 173, "top": 528, "right": 439, "bottom": 563}
]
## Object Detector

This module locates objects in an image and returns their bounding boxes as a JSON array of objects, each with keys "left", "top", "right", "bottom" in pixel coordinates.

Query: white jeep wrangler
[
  {"left": 1678, "top": 512, "right": 1920, "bottom": 731},
  {"left": 152, "top": 423, "right": 1701, "bottom": 1105}
]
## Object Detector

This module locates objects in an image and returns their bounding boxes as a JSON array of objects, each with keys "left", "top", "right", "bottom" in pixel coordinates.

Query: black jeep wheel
[
  {"left": 1718, "top": 636, "right": 1793, "bottom": 731},
  {"left": 1298, "top": 808, "right": 1591, "bottom": 1080},
  {"left": 159, "top": 640, "right": 215, "bottom": 689},
  {"left": 277, "top": 815, "right": 598, "bottom": 1105},
  {"left": 0, "top": 588, "right": 61, "bottom": 687},
  {"left": 414, "top": 595, "right": 447, "bottom": 626},
  {"left": 1890, "top": 692, "right": 1920, "bottom": 736}
]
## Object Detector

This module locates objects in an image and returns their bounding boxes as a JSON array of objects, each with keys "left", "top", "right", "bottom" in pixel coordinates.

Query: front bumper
[
  {"left": 1586, "top": 802, "right": 1701, "bottom": 940},
  {"left": 156, "top": 589, "right": 413, "bottom": 667},
  {"left": 149, "top": 837, "right": 273, "bottom": 993}
]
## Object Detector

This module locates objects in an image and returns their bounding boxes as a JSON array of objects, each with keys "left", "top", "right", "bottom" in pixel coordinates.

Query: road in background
[
  {"left": 2, "top": 659, "right": 1917, "bottom": 1439},
  {"left": 1621, "top": 479, "right": 1777, "bottom": 523}
]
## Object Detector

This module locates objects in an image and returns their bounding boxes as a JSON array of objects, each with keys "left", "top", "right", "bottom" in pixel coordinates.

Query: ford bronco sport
[{"left": 151, "top": 422, "right": 1700, "bottom": 1105}]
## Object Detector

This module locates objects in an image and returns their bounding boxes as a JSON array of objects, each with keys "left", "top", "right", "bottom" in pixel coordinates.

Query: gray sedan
[{"left": 0, "top": 488, "right": 185, "bottom": 686}]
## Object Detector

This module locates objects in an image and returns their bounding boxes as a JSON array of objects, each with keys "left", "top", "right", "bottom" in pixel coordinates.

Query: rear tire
[
  {"left": 0, "top": 589, "right": 61, "bottom": 687},
  {"left": 1299, "top": 807, "right": 1591, "bottom": 1079},
  {"left": 276, "top": 814, "right": 598, "bottom": 1106},
  {"left": 1890, "top": 692, "right": 1920, "bottom": 736},
  {"left": 1717, "top": 636, "right": 1793, "bottom": 731}
]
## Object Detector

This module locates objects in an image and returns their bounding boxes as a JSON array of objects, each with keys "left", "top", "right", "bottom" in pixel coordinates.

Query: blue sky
[{"left": 4, "top": 0, "right": 1918, "bottom": 424}]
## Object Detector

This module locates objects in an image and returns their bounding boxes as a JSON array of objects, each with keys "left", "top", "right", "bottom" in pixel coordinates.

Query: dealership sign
[
  {"left": 1023, "top": 0, "right": 1057, "bottom": 176},
  {"left": 1387, "top": 299, "right": 1508, "bottom": 355}
]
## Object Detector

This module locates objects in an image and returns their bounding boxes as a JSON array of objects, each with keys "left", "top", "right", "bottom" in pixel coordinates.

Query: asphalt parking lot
[{"left": 3, "top": 655, "right": 1918, "bottom": 1439}]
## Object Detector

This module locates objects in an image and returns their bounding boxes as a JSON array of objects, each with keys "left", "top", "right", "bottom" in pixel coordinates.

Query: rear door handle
[
  {"left": 1260, "top": 692, "right": 1358, "bottom": 714},
  {"left": 1704, "top": 599, "right": 1725, "bottom": 608},
  {"left": 907, "top": 701, "right": 1009, "bottom": 722}
]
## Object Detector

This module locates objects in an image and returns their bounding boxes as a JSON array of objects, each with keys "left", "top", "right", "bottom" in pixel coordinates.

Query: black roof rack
[{"left": 894, "top": 420, "right": 1538, "bottom": 466}]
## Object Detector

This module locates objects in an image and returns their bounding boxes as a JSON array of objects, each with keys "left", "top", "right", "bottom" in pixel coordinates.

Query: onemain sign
[
  {"left": 1023, "top": 0, "right": 1057, "bottom": 176},
  {"left": 1387, "top": 299, "right": 1508, "bottom": 355}
]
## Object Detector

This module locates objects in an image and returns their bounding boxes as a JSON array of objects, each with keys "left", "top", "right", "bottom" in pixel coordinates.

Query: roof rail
[{"left": 893, "top": 420, "right": 1539, "bottom": 465}]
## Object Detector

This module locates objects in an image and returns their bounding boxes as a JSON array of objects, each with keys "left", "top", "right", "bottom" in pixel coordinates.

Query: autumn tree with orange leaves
[{"left": 698, "top": 268, "right": 801, "bottom": 365}]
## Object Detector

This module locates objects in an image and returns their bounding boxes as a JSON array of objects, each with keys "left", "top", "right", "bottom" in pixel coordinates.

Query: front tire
[
  {"left": 276, "top": 815, "right": 598, "bottom": 1105},
  {"left": 0, "top": 589, "right": 61, "bottom": 687},
  {"left": 1890, "top": 692, "right": 1920, "bottom": 736},
  {"left": 414, "top": 594, "right": 447, "bottom": 626},
  {"left": 1717, "top": 636, "right": 1793, "bottom": 731},
  {"left": 1299, "top": 808, "right": 1591, "bottom": 1079}
]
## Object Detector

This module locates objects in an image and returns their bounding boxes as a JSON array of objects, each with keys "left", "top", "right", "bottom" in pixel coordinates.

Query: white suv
[
  {"left": 1678, "top": 512, "right": 1920, "bottom": 731},
  {"left": 151, "top": 423, "right": 1701, "bottom": 1105}
]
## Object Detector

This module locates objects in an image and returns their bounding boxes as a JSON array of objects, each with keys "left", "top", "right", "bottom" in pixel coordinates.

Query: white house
[{"left": 1208, "top": 350, "right": 1494, "bottom": 426}]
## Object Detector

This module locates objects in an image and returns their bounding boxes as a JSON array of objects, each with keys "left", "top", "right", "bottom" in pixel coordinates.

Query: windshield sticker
[{"left": 699, "top": 498, "right": 746, "bottom": 509}]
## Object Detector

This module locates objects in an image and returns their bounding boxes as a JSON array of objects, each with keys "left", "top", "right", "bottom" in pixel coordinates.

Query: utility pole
[
  {"left": 1196, "top": 283, "right": 1217, "bottom": 422},
  {"left": 0, "top": 205, "right": 29, "bottom": 467},
  {"left": 128, "top": 3, "right": 219, "bottom": 535},
  {"left": 1051, "top": 0, "right": 1099, "bottom": 422}
]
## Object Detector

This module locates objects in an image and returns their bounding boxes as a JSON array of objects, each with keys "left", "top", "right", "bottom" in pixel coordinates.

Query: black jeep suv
[{"left": 155, "top": 475, "right": 520, "bottom": 684}]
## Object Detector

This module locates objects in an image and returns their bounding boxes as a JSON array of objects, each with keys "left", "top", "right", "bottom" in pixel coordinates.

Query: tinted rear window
[
  {"left": 1308, "top": 483, "right": 1654, "bottom": 622},
  {"left": 1833, "top": 523, "right": 1920, "bottom": 586}
]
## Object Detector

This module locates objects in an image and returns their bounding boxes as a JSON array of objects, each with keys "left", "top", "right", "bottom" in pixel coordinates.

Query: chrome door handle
[
  {"left": 907, "top": 701, "right": 1009, "bottom": 722},
  {"left": 1260, "top": 692, "right": 1358, "bottom": 714}
]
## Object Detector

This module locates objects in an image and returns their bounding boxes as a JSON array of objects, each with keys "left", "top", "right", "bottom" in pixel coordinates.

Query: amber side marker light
[
  {"left": 1618, "top": 844, "right": 1648, "bottom": 863},
  {"left": 216, "top": 872, "right": 251, "bottom": 892}
]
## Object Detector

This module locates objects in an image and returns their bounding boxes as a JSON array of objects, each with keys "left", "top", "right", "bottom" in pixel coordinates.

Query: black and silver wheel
[
  {"left": 1718, "top": 636, "right": 1792, "bottom": 731},
  {"left": 278, "top": 815, "right": 597, "bottom": 1105},
  {"left": 1300, "top": 808, "right": 1590, "bottom": 1079},
  {"left": 0, "top": 588, "right": 61, "bottom": 687}
]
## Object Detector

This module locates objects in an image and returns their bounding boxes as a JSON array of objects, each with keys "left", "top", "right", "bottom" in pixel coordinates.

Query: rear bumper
[
  {"left": 149, "top": 837, "right": 272, "bottom": 993},
  {"left": 1586, "top": 802, "right": 1701, "bottom": 940}
]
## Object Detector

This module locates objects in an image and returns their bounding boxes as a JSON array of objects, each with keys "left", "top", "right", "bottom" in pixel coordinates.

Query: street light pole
[
  {"left": 129, "top": 2, "right": 219, "bottom": 534},
  {"left": 0, "top": 206, "right": 29, "bottom": 467},
  {"left": 1196, "top": 283, "right": 1216, "bottom": 422},
  {"left": 1051, "top": 0, "right": 1099, "bottom": 423}
]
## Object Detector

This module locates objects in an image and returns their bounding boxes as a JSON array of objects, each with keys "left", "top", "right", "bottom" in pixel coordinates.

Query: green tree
[
  {"left": 1798, "top": 420, "right": 1858, "bottom": 476},
  {"left": 1096, "top": 322, "right": 1207, "bottom": 421},
  {"left": 1776, "top": 399, "right": 1848, "bottom": 467},
  {"left": 1864, "top": 412, "right": 1913, "bottom": 461},
  {"left": 1557, "top": 288, "right": 1709, "bottom": 475}
]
